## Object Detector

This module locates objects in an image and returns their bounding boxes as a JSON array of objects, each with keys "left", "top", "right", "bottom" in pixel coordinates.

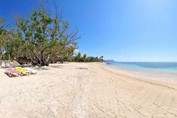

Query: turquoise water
[{"left": 107, "top": 62, "right": 177, "bottom": 81}]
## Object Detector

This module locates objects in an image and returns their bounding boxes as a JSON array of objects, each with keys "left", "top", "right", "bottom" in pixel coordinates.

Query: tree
[
  {"left": 0, "top": 18, "right": 9, "bottom": 60},
  {"left": 8, "top": 4, "right": 78, "bottom": 66},
  {"left": 83, "top": 54, "right": 87, "bottom": 62},
  {"left": 72, "top": 52, "right": 103, "bottom": 62},
  {"left": 100, "top": 56, "right": 104, "bottom": 61},
  {"left": 4, "top": 30, "right": 31, "bottom": 64},
  {"left": 75, "top": 52, "right": 81, "bottom": 62}
]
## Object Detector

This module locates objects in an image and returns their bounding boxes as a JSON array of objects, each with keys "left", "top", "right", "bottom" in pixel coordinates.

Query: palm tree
[
  {"left": 100, "top": 56, "right": 104, "bottom": 62},
  {"left": 83, "top": 54, "right": 87, "bottom": 62}
]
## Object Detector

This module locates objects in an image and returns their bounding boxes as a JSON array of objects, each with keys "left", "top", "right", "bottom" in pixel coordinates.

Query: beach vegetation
[
  {"left": 73, "top": 53, "right": 103, "bottom": 62},
  {"left": 0, "top": 2, "right": 103, "bottom": 66},
  {"left": 0, "top": 18, "right": 9, "bottom": 61},
  {"left": 2, "top": 3, "right": 78, "bottom": 66}
]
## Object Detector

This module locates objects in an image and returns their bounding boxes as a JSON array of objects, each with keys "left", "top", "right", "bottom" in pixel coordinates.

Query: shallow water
[{"left": 107, "top": 62, "right": 177, "bottom": 81}]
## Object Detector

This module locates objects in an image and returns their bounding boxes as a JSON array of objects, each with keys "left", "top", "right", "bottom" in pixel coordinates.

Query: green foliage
[
  {"left": 73, "top": 53, "right": 103, "bottom": 62},
  {"left": 0, "top": 18, "right": 9, "bottom": 60},
  {"left": 0, "top": 3, "right": 102, "bottom": 65},
  {"left": 3, "top": 4, "right": 78, "bottom": 66},
  {"left": 83, "top": 54, "right": 87, "bottom": 62}
]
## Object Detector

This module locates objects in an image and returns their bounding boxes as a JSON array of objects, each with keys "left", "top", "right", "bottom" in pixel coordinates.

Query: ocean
[{"left": 106, "top": 62, "right": 177, "bottom": 81}]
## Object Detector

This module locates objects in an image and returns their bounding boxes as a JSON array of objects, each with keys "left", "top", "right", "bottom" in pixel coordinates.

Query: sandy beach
[{"left": 0, "top": 63, "right": 177, "bottom": 118}]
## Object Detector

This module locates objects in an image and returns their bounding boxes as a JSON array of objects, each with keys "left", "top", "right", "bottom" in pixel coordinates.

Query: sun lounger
[
  {"left": 6, "top": 63, "right": 10, "bottom": 67},
  {"left": 15, "top": 67, "right": 30, "bottom": 75},
  {"left": 1, "top": 62, "right": 10, "bottom": 68},
  {"left": 5, "top": 68, "right": 19, "bottom": 77},
  {"left": 1, "top": 62, "right": 6, "bottom": 68},
  {"left": 23, "top": 67, "right": 37, "bottom": 74}
]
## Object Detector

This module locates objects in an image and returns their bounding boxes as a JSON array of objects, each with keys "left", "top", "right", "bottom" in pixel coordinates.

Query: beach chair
[
  {"left": 1, "top": 62, "right": 6, "bottom": 68},
  {"left": 15, "top": 67, "right": 30, "bottom": 75},
  {"left": 23, "top": 67, "right": 37, "bottom": 74},
  {"left": 6, "top": 62, "right": 10, "bottom": 67},
  {"left": 5, "top": 68, "right": 19, "bottom": 77},
  {"left": 1, "top": 62, "right": 10, "bottom": 68}
]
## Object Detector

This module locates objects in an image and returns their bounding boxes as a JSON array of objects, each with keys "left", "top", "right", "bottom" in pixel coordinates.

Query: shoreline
[
  {"left": 103, "top": 62, "right": 177, "bottom": 90},
  {"left": 0, "top": 62, "right": 177, "bottom": 117},
  {"left": 106, "top": 62, "right": 177, "bottom": 84}
]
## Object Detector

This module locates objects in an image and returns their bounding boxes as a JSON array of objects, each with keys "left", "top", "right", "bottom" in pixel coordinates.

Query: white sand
[{"left": 0, "top": 63, "right": 177, "bottom": 118}]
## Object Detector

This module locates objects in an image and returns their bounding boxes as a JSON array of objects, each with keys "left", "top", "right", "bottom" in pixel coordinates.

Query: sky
[{"left": 1, "top": 0, "right": 177, "bottom": 62}]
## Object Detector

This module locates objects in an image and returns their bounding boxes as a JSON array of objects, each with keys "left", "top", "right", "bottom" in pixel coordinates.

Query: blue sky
[{"left": 1, "top": 0, "right": 177, "bottom": 62}]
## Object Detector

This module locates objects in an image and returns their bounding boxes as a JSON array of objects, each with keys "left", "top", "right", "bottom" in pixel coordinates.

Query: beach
[{"left": 0, "top": 63, "right": 177, "bottom": 118}]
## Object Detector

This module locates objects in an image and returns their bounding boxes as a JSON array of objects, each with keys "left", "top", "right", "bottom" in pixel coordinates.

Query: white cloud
[{"left": 74, "top": 49, "right": 79, "bottom": 55}]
